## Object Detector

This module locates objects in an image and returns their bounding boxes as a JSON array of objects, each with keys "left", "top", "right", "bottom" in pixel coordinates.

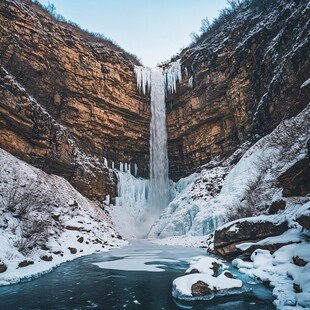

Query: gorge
[{"left": 0, "top": 0, "right": 310, "bottom": 309}]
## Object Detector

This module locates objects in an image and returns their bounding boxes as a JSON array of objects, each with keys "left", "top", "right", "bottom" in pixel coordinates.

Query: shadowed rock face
[
  {"left": 0, "top": 0, "right": 150, "bottom": 200},
  {"left": 213, "top": 219, "right": 289, "bottom": 259},
  {"left": 277, "top": 157, "right": 310, "bottom": 197},
  {"left": 166, "top": 0, "right": 310, "bottom": 180}
]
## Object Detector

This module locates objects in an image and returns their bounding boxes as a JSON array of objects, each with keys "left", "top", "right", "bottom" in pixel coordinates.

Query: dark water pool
[{"left": 0, "top": 240, "right": 275, "bottom": 310}]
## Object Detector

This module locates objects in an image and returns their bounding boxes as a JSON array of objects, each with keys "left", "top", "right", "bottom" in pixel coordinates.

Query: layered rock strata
[
  {"left": 0, "top": 0, "right": 150, "bottom": 200},
  {"left": 167, "top": 0, "right": 310, "bottom": 180}
]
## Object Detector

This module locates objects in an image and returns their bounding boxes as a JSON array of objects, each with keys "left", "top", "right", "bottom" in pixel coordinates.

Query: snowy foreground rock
[
  {"left": 211, "top": 208, "right": 310, "bottom": 308},
  {"left": 0, "top": 149, "right": 126, "bottom": 286},
  {"left": 213, "top": 216, "right": 289, "bottom": 259},
  {"left": 233, "top": 243, "right": 310, "bottom": 309},
  {"left": 172, "top": 256, "right": 243, "bottom": 301}
]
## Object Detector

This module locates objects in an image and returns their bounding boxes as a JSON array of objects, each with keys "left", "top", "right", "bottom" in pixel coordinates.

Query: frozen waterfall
[
  {"left": 110, "top": 61, "right": 182, "bottom": 237},
  {"left": 135, "top": 61, "right": 182, "bottom": 217},
  {"left": 149, "top": 67, "right": 169, "bottom": 216}
]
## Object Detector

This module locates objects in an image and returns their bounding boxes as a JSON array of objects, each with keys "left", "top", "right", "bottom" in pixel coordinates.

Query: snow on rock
[
  {"left": 172, "top": 254, "right": 243, "bottom": 301},
  {"left": 172, "top": 273, "right": 243, "bottom": 301},
  {"left": 236, "top": 228, "right": 304, "bottom": 252},
  {"left": 185, "top": 256, "right": 226, "bottom": 275},
  {"left": 295, "top": 201, "right": 310, "bottom": 230},
  {"left": 0, "top": 148, "right": 126, "bottom": 286},
  {"left": 232, "top": 242, "right": 310, "bottom": 309}
]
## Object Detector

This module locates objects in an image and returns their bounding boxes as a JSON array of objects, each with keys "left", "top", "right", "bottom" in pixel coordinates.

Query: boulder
[
  {"left": 77, "top": 236, "right": 84, "bottom": 243},
  {"left": 293, "top": 256, "right": 307, "bottom": 267},
  {"left": 40, "top": 255, "right": 53, "bottom": 262},
  {"left": 18, "top": 260, "right": 34, "bottom": 268},
  {"left": 214, "top": 218, "right": 288, "bottom": 259},
  {"left": 172, "top": 273, "right": 243, "bottom": 300},
  {"left": 268, "top": 200, "right": 286, "bottom": 214},
  {"left": 192, "top": 280, "right": 214, "bottom": 296},
  {"left": 189, "top": 268, "right": 200, "bottom": 274},
  {"left": 68, "top": 247, "right": 77, "bottom": 254},
  {"left": 0, "top": 262, "right": 7, "bottom": 273},
  {"left": 223, "top": 271, "right": 235, "bottom": 279},
  {"left": 293, "top": 283, "right": 302, "bottom": 293},
  {"left": 65, "top": 225, "right": 82, "bottom": 231},
  {"left": 278, "top": 157, "right": 310, "bottom": 197},
  {"left": 52, "top": 214, "right": 60, "bottom": 221},
  {"left": 296, "top": 214, "right": 310, "bottom": 231}
]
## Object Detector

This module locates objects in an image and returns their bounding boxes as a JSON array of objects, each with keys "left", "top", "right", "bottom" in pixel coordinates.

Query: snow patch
[{"left": 0, "top": 148, "right": 126, "bottom": 286}]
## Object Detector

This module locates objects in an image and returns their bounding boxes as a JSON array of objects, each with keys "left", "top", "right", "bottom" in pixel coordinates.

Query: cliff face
[
  {"left": 167, "top": 0, "right": 310, "bottom": 180},
  {"left": 0, "top": 0, "right": 150, "bottom": 200},
  {"left": 1, "top": 0, "right": 309, "bottom": 202}
]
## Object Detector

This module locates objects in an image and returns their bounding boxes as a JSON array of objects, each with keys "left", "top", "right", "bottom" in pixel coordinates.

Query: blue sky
[{"left": 37, "top": 0, "right": 228, "bottom": 66}]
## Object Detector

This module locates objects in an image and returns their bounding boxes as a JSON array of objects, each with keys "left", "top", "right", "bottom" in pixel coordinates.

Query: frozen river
[{"left": 0, "top": 240, "right": 275, "bottom": 309}]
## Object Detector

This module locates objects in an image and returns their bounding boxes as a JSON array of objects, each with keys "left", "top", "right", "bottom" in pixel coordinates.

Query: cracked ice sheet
[{"left": 93, "top": 256, "right": 179, "bottom": 272}]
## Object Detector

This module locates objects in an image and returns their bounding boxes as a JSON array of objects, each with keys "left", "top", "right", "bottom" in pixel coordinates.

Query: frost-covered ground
[{"left": 0, "top": 148, "right": 126, "bottom": 286}]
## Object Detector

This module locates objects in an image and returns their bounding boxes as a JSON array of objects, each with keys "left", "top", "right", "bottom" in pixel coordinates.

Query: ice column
[{"left": 149, "top": 67, "right": 169, "bottom": 216}]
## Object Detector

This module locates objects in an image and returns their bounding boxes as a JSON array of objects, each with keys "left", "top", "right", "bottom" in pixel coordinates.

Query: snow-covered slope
[
  {"left": 0, "top": 149, "right": 126, "bottom": 286},
  {"left": 150, "top": 104, "right": 310, "bottom": 238}
]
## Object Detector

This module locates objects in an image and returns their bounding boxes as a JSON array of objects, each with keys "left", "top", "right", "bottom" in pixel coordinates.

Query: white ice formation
[{"left": 127, "top": 62, "right": 182, "bottom": 222}]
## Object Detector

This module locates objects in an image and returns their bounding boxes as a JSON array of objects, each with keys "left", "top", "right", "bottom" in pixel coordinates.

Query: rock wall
[
  {"left": 1, "top": 0, "right": 310, "bottom": 202},
  {"left": 0, "top": 0, "right": 150, "bottom": 200},
  {"left": 167, "top": 0, "right": 310, "bottom": 180}
]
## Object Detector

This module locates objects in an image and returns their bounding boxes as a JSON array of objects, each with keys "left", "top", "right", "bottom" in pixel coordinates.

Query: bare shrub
[
  {"left": 1, "top": 178, "right": 53, "bottom": 255},
  {"left": 1, "top": 181, "right": 49, "bottom": 219},
  {"left": 15, "top": 218, "right": 50, "bottom": 255},
  {"left": 267, "top": 117, "right": 309, "bottom": 162},
  {"left": 253, "top": 153, "right": 274, "bottom": 175},
  {"left": 226, "top": 176, "right": 270, "bottom": 222}
]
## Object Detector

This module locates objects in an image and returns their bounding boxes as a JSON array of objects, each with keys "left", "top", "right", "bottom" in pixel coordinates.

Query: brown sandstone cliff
[
  {"left": 167, "top": 0, "right": 310, "bottom": 180},
  {"left": 0, "top": 0, "right": 150, "bottom": 200},
  {"left": 1, "top": 0, "right": 309, "bottom": 203}
]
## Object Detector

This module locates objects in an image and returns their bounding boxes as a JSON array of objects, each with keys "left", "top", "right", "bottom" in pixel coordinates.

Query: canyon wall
[
  {"left": 0, "top": 0, "right": 150, "bottom": 200},
  {"left": 1, "top": 0, "right": 309, "bottom": 202},
  {"left": 167, "top": 0, "right": 310, "bottom": 180}
]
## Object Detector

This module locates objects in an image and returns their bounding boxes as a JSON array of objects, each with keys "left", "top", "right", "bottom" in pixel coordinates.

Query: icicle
[
  {"left": 104, "top": 194, "right": 110, "bottom": 205},
  {"left": 164, "top": 59, "right": 182, "bottom": 94},
  {"left": 135, "top": 60, "right": 182, "bottom": 96},
  {"left": 188, "top": 76, "right": 194, "bottom": 88},
  {"left": 115, "top": 170, "right": 151, "bottom": 218},
  {"left": 134, "top": 66, "right": 151, "bottom": 95},
  {"left": 103, "top": 157, "right": 108, "bottom": 167}
]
